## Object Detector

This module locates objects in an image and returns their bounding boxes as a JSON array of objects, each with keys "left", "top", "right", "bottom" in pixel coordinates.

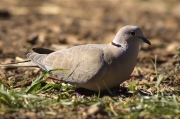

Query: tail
[
  {"left": 0, "top": 48, "right": 50, "bottom": 69},
  {"left": 0, "top": 60, "right": 38, "bottom": 67},
  {"left": 27, "top": 53, "right": 48, "bottom": 70}
]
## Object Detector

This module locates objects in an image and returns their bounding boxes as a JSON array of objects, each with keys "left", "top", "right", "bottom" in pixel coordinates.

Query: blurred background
[
  {"left": 0, "top": 1, "right": 179, "bottom": 118},
  {"left": 0, "top": 0, "right": 180, "bottom": 69}
]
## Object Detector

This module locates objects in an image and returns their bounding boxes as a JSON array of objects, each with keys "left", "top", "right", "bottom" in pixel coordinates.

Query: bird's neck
[
  {"left": 125, "top": 43, "right": 140, "bottom": 56},
  {"left": 112, "top": 42, "right": 140, "bottom": 59}
]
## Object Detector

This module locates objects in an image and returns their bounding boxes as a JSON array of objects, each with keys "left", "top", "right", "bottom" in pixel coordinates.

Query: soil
[{"left": 0, "top": 0, "right": 180, "bottom": 118}]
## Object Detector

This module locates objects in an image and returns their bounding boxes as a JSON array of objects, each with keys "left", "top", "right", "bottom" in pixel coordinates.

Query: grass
[{"left": 0, "top": 48, "right": 180, "bottom": 118}]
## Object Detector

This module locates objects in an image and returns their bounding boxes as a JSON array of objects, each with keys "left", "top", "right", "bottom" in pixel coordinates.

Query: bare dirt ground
[{"left": 0, "top": 0, "right": 180, "bottom": 118}]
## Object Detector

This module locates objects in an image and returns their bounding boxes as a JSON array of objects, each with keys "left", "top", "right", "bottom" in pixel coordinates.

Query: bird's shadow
[{"left": 75, "top": 86, "right": 133, "bottom": 97}]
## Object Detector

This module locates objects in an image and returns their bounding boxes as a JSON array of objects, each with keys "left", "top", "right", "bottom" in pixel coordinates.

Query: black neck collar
[{"left": 111, "top": 42, "right": 122, "bottom": 48}]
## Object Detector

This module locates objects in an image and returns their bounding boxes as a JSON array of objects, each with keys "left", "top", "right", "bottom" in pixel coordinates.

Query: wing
[{"left": 42, "top": 45, "right": 109, "bottom": 84}]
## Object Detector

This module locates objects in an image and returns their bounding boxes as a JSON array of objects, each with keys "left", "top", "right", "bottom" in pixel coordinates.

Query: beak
[{"left": 138, "top": 36, "right": 151, "bottom": 45}]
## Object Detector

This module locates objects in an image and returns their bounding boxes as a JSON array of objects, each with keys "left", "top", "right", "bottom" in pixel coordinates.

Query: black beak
[{"left": 138, "top": 36, "right": 151, "bottom": 45}]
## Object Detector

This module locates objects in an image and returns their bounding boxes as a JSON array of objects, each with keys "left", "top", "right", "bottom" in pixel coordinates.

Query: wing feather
[{"left": 43, "top": 45, "right": 108, "bottom": 83}]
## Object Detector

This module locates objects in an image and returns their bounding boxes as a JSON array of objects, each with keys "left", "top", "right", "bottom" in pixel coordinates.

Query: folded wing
[{"left": 27, "top": 45, "right": 108, "bottom": 84}]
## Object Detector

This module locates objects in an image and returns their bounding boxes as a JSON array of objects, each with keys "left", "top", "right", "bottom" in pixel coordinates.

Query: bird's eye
[{"left": 130, "top": 31, "right": 136, "bottom": 36}]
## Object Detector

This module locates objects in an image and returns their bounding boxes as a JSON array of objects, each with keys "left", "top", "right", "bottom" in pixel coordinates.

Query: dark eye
[{"left": 130, "top": 31, "right": 136, "bottom": 36}]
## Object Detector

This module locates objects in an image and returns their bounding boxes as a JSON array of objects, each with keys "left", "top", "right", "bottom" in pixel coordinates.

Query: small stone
[{"left": 87, "top": 106, "right": 100, "bottom": 115}]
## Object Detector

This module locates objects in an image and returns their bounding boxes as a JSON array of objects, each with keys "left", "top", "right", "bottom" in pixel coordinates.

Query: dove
[{"left": 0, "top": 25, "right": 151, "bottom": 91}]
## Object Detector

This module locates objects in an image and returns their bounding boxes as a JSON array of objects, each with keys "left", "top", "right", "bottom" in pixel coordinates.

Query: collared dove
[{"left": 0, "top": 25, "right": 151, "bottom": 91}]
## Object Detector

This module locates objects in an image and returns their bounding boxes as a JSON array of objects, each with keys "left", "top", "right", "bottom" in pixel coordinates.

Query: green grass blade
[{"left": 156, "top": 74, "right": 164, "bottom": 87}]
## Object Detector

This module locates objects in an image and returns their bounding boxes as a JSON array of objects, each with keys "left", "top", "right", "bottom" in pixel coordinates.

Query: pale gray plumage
[{"left": 1, "top": 25, "right": 151, "bottom": 91}]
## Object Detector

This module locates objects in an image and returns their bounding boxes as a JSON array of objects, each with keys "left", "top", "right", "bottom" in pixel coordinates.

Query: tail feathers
[
  {"left": 27, "top": 53, "right": 48, "bottom": 70},
  {"left": 0, "top": 53, "right": 48, "bottom": 70},
  {"left": 0, "top": 60, "right": 38, "bottom": 67}
]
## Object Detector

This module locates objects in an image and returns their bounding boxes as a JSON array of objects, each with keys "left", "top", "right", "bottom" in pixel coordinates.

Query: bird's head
[{"left": 112, "top": 25, "right": 151, "bottom": 49}]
